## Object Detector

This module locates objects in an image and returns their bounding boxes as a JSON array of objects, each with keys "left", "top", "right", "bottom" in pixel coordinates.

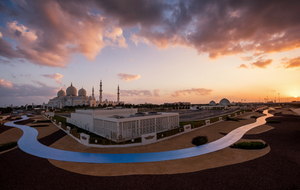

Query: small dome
[
  {"left": 209, "top": 100, "right": 216, "bottom": 106},
  {"left": 57, "top": 89, "right": 66, "bottom": 97},
  {"left": 78, "top": 88, "right": 87, "bottom": 96},
  {"left": 66, "top": 83, "right": 77, "bottom": 96},
  {"left": 220, "top": 98, "right": 230, "bottom": 106}
]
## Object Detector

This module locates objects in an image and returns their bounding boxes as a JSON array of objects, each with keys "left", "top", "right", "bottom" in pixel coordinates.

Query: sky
[{"left": 0, "top": 0, "right": 300, "bottom": 107}]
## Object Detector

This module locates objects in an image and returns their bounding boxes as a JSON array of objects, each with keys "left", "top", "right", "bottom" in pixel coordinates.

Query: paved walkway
[
  {"left": 4, "top": 110, "right": 272, "bottom": 163},
  {"left": 292, "top": 108, "right": 300, "bottom": 116}
]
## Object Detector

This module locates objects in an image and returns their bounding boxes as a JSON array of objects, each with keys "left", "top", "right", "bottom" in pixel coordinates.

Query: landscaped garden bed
[
  {"left": 191, "top": 136, "right": 208, "bottom": 146},
  {"left": 230, "top": 141, "right": 268, "bottom": 149},
  {"left": 0, "top": 141, "right": 17, "bottom": 152}
]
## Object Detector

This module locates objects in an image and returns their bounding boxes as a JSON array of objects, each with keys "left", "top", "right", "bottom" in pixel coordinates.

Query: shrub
[
  {"left": 191, "top": 136, "right": 208, "bottom": 146},
  {"left": 231, "top": 141, "right": 268, "bottom": 149},
  {"left": 251, "top": 116, "right": 258, "bottom": 119},
  {"left": 226, "top": 117, "right": 240, "bottom": 122},
  {"left": 35, "top": 120, "right": 51, "bottom": 123},
  {"left": 30, "top": 125, "right": 49, "bottom": 127},
  {"left": 266, "top": 120, "right": 281, "bottom": 123},
  {"left": 0, "top": 141, "right": 17, "bottom": 152}
]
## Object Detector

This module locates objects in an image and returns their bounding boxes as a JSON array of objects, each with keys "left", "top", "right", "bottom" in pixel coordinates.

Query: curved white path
[{"left": 4, "top": 110, "right": 272, "bottom": 163}]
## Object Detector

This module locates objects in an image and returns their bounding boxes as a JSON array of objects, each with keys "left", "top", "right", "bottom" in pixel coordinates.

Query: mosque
[
  {"left": 190, "top": 98, "right": 232, "bottom": 110},
  {"left": 47, "top": 81, "right": 123, "bottom": 108}
]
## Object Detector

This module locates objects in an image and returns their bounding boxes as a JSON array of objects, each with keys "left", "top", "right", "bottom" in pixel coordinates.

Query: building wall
[
  {"left": 93, "top": 108, "right": 137, "bottom": 117},
  {"left": 68, "top": 109, "right": 94, "bottom": 131},
  {"left": 69, "top": 109, "right": 179, "bottom": 142}
]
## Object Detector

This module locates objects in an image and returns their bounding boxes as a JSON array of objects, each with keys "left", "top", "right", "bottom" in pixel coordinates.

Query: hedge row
[
  {"left": 0, "top": 141, "right": 17, "bottom": 152},
  {"left": 89, "top": 137, "right": 142, "bottom": 145},
  {"left": 157, "top": 127, "right": 184, "bottom": 140}
]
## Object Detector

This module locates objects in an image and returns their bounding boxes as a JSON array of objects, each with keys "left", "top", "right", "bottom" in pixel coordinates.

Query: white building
[
  {"left": 48, "top": 83, "right": 97, "bottom": 108},
  {"left": 67, "top": 108, "right": 179, "bottom": 141},
  {"left": 190, "top": 98, "right": 232, "bottom": 110},
  {"left": 47, "top": 81, "right": 124, "bottom": 108}
]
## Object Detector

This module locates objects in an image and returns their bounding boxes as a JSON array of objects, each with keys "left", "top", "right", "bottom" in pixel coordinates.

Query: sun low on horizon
[{"left": 0, "top": 0, "right": 300, "bottom": 107}]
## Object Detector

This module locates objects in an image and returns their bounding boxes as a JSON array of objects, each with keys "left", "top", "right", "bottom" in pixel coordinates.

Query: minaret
[
  {"left": 99, "top": 80, "right": 103, "bottom": 103},
  {"left": 117, "top": 85, "right": 120, "bottom": 103},
  {"left": 92, "top": 86, "right": 94, "bottom": 98}
]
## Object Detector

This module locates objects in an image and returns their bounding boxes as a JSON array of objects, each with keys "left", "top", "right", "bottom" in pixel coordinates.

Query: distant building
[
  {"left": 164, "top": 102, "right": 191, "bottom": 105},
  {"left": 190, "top": 98, "right": 232, "bottom": 110},
  {"left": 67, "top": 108, "right": 179, "bottom": 142},
  {"left": 47, "top": 81, "right": 124, "bottom": 108}
]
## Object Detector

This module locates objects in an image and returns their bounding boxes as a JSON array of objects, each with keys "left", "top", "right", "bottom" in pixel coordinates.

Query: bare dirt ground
[
  {"left": 177, "top": 109, "right": 239, "bottom": 121},
  {"left": 1, "top": 109, "right": 300, "bottom": 189},
  {"left": 48, "top": 112, "right": 271, "bottom": 176},
  {"left": 0, "top": 115, "right": 59, "bottom": 143}
]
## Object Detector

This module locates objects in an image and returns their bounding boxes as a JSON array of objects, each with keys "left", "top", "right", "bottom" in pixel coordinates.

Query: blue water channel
[{"left": 4, "top": 110, "right": 272, "bottom": 163}]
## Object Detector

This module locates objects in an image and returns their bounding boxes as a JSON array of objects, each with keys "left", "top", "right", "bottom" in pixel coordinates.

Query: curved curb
[{"left": 4, "top": 110, "right": 273, "bottom": 163}]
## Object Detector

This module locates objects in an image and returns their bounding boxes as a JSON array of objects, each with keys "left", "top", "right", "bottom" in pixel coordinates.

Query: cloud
[
  {"left": 238, "top": 64, "right": 248, "bottom": 69},
  {"left": 0, "top": 79, "right": 13, "bottom": 89},
  {"left": 281, "top": 56, "right": 300, "bottom": 68},
  {"left": 129, "top": 0, "right": 300, "bottom": 58},
  {"left": 0, "top": 1, "right": 127, "bottom": 67},
  {"left": 241, "top": 56, "right": 253, "bottom": 61},
  {"left": 104, "top": 27, "right": 128, "bottom": 48},
  {"left": 153, "top": 89, "right": 160, "bottom": 97},
  {"left": 42, "top": 73, "right": 64, "bottom": 84},
  {"left": 250, "top": 59, "right": 273, "bottom": 68},
  {"left": 118, "top": 73, "right": 141, "bottom": 82},
  {"left": 1, "top": 0, "right": 300, "bottom": 67},
  {"left": 0, "top": 79, "right": 58, "bottom": 97},
  {"left": 171, "top": 88, "right": 213, "bottom": 97},
  {"left": 120, "top": 90, "right": 152, "bottom": 97},
  {"left": 102, "top": 92, "right": 116, "bottom": 100}
]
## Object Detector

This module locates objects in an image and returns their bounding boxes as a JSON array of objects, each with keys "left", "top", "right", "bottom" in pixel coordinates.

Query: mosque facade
[{"left": 47, "top": 81, "right": 123, "bottom": 108}]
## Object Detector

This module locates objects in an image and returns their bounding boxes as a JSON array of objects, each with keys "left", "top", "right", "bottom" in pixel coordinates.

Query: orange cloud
[
  {"left": 171, "top": 88, "right": 212, "bottom": 97},
  {"left": 282, "top": 56, "right": 300, "bottom": 68},
  {"left": 0, "top": 79, "right": 13, "bottom": 89},
  {"left": 238, "top": 64, "right": 248, "bottom": 69},
  {"left": 0, "top": 1, "right": 127, "bottom": 67},
  {"left": 153, "top": 89, "right": 160, "bottom": 97},
  {"left": 118, "top": 73, "right": 141, "bottom": 82},
  {"left": 42, "top": 73, "right": 64, "bottom": 84},
  {"left": 250, "top": 59, "right": 273, "bottom": 68}
]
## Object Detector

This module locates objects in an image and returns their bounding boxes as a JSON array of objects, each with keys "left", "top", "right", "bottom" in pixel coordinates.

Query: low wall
[{"left": 142, "top": 133, "right": 157, "bottom": 145}]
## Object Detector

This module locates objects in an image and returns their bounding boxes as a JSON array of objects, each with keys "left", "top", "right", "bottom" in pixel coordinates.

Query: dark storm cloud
[
  {"left": 131, "top": 0, "right": 300, "bottom": 58},
  {"left": 0, "top": 37, "right": 20, "bottom": 59},
  {"left": 0, "top": 0, "right": 300, "bottom": 67}
]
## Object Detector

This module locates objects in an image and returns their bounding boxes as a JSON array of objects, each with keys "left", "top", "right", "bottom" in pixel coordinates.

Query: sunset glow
[{"left": 0, "top": 0, "right": 300, "bottom": 106}]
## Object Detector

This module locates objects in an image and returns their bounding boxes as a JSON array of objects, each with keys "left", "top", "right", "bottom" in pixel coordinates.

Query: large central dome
[
  {"left": 66, "top": 83, "right": 77, "bottom": 96},
  {"left": 219, "top": 98, "right": 230, "bottom": 106}
]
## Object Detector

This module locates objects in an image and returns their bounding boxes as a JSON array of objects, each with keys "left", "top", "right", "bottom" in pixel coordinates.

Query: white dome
[
  {"left": 57, "top": 89, "right": 66, "bottom": 97},
  {"left": 66, "top": 83, "right": 77, "bottom": 96},
  {"left": 209, "top": 100, "right": 216, "bottom": 106},
  {"left": 78, "top": 88, "right": 87, "bottom": 96},
  {"left": 220, "top": 98, "right": 230, "bottom": 106}
]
